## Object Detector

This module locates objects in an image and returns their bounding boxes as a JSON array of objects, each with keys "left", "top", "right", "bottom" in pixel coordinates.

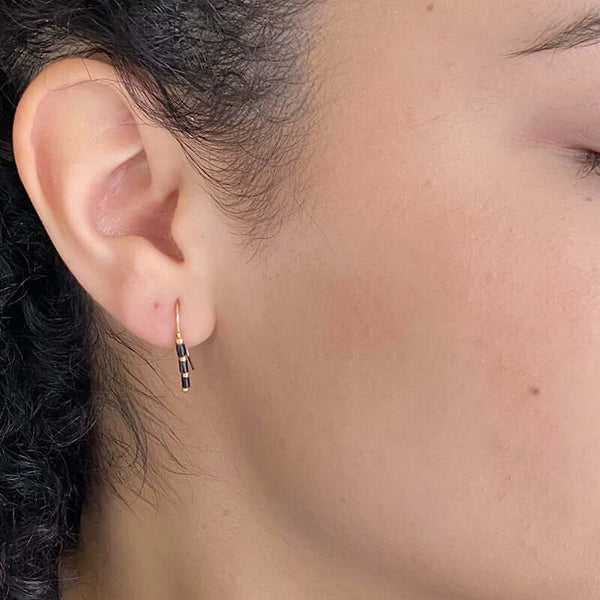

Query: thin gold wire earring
[{"left": 175, "top": 299, "right": 194, "bottom": 392}]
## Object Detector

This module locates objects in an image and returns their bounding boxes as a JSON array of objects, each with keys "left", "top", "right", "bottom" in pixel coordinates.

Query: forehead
[{"left": 323, "top": 0, "right": 595, "bottom": 53}]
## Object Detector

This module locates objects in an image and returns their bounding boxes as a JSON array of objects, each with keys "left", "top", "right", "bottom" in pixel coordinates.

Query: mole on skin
[{"left": 529, "top": 387, "right": 540, "bottom": 396}]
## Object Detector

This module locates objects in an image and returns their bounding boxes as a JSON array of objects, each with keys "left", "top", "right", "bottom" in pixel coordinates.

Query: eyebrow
[{"left": 506, "top": 10, "right": 600, "bottom": 57}]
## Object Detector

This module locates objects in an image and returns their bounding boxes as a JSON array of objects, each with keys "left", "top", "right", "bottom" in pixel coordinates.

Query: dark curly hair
[{"left": 0, "top": 1, "right": 321, "bottom": 598}]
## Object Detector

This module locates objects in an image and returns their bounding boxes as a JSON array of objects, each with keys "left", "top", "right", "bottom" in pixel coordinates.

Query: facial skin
[{"left": 12, "top": 0, "right": 600, "bottom": 598}]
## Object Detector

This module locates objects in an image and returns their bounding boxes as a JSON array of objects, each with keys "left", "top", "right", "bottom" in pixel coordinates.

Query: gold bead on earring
[{"left": 175, "top": 299, "right": 194, "bottom": 392}]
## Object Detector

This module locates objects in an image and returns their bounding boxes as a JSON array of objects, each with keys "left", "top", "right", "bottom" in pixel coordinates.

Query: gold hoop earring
[{"left": 175, "top": 299, "right": 194, "bottom": 392}]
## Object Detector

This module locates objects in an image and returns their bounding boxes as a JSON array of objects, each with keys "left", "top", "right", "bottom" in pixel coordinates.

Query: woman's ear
[{"left": 12, "top": 57, "right": 217, "bottom": 348}]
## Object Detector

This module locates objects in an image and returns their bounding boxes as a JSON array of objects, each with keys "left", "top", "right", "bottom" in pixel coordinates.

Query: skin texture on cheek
[{"left": 210, "top": 1, "right": 600, "bottom": 597}]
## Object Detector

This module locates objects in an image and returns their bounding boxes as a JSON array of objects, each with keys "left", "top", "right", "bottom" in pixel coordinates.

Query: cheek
[
  {"left": 221, "top": 159, "right": 600, "bottom": 592},
  {"left": 213, "top": 17, "right": 600, "bottom": 588},
  {"left": 453, "top": 196, "right": 600, "bottom": 523}
]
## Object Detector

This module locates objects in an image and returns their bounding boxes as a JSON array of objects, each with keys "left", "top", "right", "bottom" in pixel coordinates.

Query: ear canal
[{"left": 92, "top": 148, "right": 183, "bottom": 261}]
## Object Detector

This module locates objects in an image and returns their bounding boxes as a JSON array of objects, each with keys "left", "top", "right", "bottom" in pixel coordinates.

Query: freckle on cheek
[{"left": 529, "top": 386, "right": 541, "bottom": 396}]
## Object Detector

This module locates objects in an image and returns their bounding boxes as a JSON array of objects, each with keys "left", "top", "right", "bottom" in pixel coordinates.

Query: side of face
[{"left": 210, "top": 1, "right": 600, "bottom": 596}]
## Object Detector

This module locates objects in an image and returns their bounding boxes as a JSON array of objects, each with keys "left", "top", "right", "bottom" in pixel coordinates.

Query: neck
[
  {"left": 61, "top": 420, "right": 400, "bottom": 600},
  {"left": 59, "top": 326, "right": 421, "bottom": 600}
]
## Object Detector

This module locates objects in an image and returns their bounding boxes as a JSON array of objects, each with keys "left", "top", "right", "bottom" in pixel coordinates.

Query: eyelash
[{"left": 577, "top": 149, "right": 600, "bottom": 178}]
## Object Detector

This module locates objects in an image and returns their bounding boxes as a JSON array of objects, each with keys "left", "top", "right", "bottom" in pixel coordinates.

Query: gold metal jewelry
[{"left": 175, "top": 299, "right": 194, "bottom": 392}]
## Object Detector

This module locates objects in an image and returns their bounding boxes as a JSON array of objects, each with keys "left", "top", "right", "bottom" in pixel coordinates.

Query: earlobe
[{"left": 11, "top": 57, "right": 216, "bottom": 349}]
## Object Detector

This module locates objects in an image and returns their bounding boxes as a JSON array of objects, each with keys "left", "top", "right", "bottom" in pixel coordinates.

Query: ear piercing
[{"left": 175, "top": 299, "right": 194, "bottom": 392}]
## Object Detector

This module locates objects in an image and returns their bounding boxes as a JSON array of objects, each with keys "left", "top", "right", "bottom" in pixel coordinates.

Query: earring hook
[{"left": 174, "top": 298, "right": 194, "bottom": 392}]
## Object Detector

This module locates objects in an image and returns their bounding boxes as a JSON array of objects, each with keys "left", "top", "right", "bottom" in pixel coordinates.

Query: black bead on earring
[{"left": 175, "top": 299, "right": 194, "bottom": 392}]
